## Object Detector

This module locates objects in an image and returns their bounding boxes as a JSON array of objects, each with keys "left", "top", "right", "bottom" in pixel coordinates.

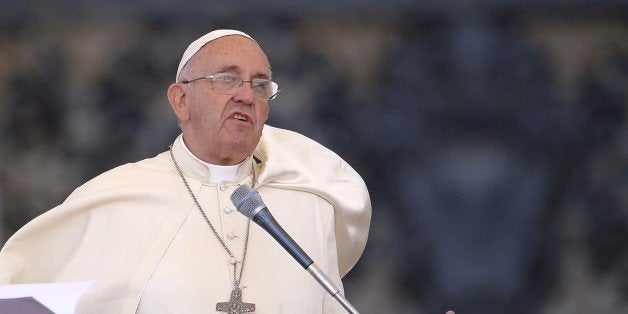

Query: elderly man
[{"left": 0, "top": 30, "right": 371, "bottom": 313}]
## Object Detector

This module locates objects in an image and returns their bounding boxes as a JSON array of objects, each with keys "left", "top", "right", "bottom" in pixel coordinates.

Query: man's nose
[{"left": 233, "top": 80, "right": 255, "bottom": 104}]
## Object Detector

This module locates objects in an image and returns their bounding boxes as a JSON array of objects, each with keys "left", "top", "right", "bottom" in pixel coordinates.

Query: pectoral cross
[{"left": 216, "top": 287, "right": 255, "bottom": 313}]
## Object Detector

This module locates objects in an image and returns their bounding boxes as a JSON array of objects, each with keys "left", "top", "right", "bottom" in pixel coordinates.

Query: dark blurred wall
[{"left": 1, "top": 1, "right": 627, "bottom": 313}]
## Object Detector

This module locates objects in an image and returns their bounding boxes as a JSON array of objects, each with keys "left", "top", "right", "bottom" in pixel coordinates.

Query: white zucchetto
[{"left": 176, "top": 29, "right": 257, "bottom": 82}]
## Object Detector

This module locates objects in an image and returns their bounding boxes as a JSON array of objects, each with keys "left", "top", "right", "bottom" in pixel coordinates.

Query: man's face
[{"left": 178, "top": 36, "right": 271, "bottom": 165}]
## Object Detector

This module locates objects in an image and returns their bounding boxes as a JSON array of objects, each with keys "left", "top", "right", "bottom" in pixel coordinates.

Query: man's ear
[{"left": 167, "top": 83, "right": 189, "bottom": 122}]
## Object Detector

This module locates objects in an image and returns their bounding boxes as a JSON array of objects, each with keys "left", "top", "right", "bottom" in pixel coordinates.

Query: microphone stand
[{"left": 306, "top": 263, "right": 360, "bottom": 314}]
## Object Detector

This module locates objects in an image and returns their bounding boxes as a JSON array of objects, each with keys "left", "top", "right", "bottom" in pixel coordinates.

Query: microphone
[
  {"left": 230, "top": 184, "right": 313, "bottom": 268},
  {"left": 230, "top": 184, "right": 360, "bottom": 314}
]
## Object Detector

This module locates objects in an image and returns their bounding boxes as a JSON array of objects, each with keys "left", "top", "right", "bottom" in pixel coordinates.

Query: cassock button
[
  {"left": 227, "top": 232, "right": 238, "bottom": 239},
  {"left": 219, "top": 184, "right": 227, "bottom": 191},
  {"left": 224, "top": 207, "right": 232, "bottom": 214}
]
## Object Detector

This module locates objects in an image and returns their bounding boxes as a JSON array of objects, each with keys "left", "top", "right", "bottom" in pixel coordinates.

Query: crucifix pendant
[{"left": 216, "top": 287, "right": 255, "bottom": 313}]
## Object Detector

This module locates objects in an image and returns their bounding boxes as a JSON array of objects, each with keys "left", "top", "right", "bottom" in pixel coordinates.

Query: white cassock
[{"left": 0, "top": 125, "right": 372, "bottom": 313}]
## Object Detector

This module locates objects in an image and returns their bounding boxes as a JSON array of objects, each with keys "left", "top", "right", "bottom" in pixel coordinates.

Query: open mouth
[{"left": 232, "top": 113, "right": 250, "bottom": 122}]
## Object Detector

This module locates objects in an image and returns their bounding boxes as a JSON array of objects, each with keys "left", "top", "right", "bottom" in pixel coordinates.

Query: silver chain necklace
[{"left": 169, "top": 146, "right": 256, "bottom": 313}]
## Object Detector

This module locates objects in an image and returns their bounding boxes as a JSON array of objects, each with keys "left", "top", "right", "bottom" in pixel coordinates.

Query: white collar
[{"left": 177, "top": 135, "right": 245, "bottom": 184}]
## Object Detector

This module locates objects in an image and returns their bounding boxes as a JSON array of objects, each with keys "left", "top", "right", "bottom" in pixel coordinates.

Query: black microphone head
[{"left": 230, "top": 184, "right": 266, "bottom": 219}]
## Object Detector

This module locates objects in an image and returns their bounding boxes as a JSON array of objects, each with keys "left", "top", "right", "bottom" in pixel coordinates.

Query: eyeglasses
[{"left": 180, "top": 72, "right": 281, "bottom": 100}]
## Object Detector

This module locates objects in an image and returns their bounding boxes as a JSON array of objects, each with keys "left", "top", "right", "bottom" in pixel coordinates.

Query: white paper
[{"left": 0, "top": 280, "right": 97, "bottom": 314}]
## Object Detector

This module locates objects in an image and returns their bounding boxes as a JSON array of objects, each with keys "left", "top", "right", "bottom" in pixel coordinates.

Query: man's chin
[{"left": 223, "top": 138, "right": 257, "bottom": 155}]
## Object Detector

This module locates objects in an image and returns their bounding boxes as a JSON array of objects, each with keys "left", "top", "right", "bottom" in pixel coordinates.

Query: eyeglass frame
[{"left": 179, "top": 72, "right": 282, "bottom": 100}]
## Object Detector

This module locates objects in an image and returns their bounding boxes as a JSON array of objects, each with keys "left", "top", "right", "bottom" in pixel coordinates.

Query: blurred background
[{"left": 1, "top": 1, "right": 627, "bottom": 313}]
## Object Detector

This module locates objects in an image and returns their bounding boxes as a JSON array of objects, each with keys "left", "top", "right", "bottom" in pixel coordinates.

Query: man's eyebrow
[
  {"left": 215, "top": 65, "right": 270, "bottom": 79},
  {"left": 215, "top": 65, "right": 240, "bottom": 74}
]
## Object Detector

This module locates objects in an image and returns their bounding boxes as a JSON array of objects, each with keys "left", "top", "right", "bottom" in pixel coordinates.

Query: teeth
[{"left": 234, "top": 114, "right": 246, "bottom": 121}]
